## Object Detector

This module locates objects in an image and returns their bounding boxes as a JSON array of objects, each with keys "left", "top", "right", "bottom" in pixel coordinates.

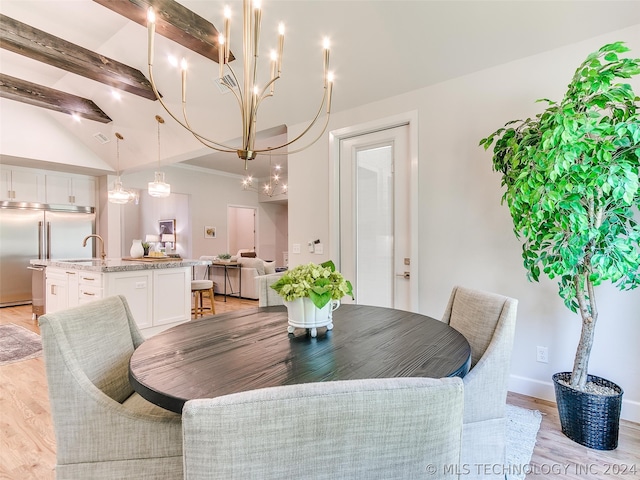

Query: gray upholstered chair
[
  {"left": 441, "top": 285, "right": 518, "bottom": 479},
  {"left": 255, "top": 271, "right": 285, "bottom": 307},
  {"left": 38, "top": 295, "right": 183, "bottom": 479},
  {"left": 182, "top": 377, "right": 464, "bottom": 480}
]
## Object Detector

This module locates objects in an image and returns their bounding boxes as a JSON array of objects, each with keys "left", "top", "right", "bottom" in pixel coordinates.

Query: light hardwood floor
[{"left": 1, "top": 300, "right": 638, "bottom": 479}]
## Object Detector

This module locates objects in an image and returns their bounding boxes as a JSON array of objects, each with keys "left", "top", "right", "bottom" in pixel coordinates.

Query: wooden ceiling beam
[
  {"left": 0, "top": 14, "right": 157, "bottom": 101},
  {"left": 93, "top": 0, "right": 234, "bottom": 63},
  {"left": 0, "top": 73, "right": 112, "bottom": 124}
]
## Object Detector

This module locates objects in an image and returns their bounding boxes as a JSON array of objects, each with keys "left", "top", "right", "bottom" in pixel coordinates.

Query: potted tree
[{"left": 479, "top": 42, "right": 640, "bottom": 450}]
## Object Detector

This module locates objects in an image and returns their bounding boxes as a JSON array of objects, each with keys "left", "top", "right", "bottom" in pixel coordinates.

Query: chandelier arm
[
  {"left": 148, "top": 63, "right": 242, "bottom": 152},
  {"left": 255, "top": 76, "right": 278, "bottom": 106},
  {"left": 179, "top": 94, "right": 235, "bottom": 153},
  {"left": 264, "top": 110, "right": 332, "bottom": 157},
  {"left": 189, "top": 131, "right": 237, "bottom": 154},
  {"left": 221, "top": 65, "right": 245, "bottom": 113},
  {"left": 253, "top": 85, "right": 330, "bottom": 155}
]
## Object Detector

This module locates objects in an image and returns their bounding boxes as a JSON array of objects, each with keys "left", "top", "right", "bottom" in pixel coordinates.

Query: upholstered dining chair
[
  {"left": 38, "top": 295, "right": 183, "bottom": 479},
  {"left": 182, "top": 377, "right": 464, "bottom": 480},
  {"left": 441, "top": 285, "right": 518, "bottom": 479}
]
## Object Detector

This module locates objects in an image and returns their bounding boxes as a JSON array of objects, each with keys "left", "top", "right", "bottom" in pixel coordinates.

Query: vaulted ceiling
[{"left": 1, "top": 1, "right": 640, "bottom": 179}]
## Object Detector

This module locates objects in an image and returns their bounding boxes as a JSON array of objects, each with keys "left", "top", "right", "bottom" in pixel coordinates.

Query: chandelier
[
  {"left": 108, "top": 133, "right": 138, "bottom": 205},
  {"left": 242, "top": 150, "right": 287, "bottom": 197},
  {"left": 148, "top": 115, "right": 171, "bottom": 198},
  {"left": 146, "top": 0, "right": 334, "bottom": 168}
]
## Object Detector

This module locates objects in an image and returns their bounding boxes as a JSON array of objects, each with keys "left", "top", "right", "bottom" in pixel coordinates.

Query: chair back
[
  {"left": 441, "top": 286, "right": 517, "bottom": 368},
  {"left": 39, "top": 295, "right": 145, "bottom": 404},
  {"left": 182, "top": 377, "right": 463, "bottom": 480}
]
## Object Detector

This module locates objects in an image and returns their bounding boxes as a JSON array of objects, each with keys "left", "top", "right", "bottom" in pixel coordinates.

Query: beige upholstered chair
[
  {"left": 39, "top": 295, "right": 183, "bottom": 479},
  {"left": 441, "top": 285, "right": 518, "bottom": 479},
  {"left": 255, "top": 271, "right": 285, "bottom": 307},
  {"left": 182, "top": 377, "right": 464, "bottom": 480}
]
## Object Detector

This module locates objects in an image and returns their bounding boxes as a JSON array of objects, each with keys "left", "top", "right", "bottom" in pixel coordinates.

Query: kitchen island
[{"left": 32, "top": 257, "right": 212, "bottom": 337}]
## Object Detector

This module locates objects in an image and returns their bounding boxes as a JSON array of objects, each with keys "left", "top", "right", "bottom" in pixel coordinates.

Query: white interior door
[
  {"left": 338, "top": 124, "right": 413, "bottom": 310},
  {"left": 227, "top": 205, "right": 256, "bottom": 255}
]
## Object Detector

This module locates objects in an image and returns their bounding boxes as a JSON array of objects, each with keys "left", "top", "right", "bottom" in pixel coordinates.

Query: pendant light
[
  {"left": 108, "top": 133, "right": 137, "bottom": 204},
  {"left": 148, "top": 115, "right": 171, "bottom": 198}
]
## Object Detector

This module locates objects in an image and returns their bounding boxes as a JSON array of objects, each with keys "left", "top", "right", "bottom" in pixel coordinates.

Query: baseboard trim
[{"left": 509, "top": 374, "right": 640, "bottom": 424}]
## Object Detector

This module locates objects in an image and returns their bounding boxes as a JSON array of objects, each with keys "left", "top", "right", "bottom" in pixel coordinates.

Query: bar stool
[{"left": 191, "top": 279, "right": 215, "bottom": 318}]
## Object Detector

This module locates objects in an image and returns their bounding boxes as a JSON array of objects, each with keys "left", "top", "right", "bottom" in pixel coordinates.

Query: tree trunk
[{"left": 571, "top": 275, "right": 598, "bottom": 390}]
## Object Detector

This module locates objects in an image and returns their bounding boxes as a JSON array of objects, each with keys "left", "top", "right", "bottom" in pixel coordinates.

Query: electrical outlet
[
  {"left": 536, "top": 346, "right": 548, "bottom": 363},
  {"left": 292, "top": 244, "right": 301, "bottom": 254},
  {"left": 314, "top": 243, "right": 324, "bottom": 254}
]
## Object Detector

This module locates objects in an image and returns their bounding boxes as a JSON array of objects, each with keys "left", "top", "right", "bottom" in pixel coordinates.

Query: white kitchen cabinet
[
  {"left": 45, "top": 268, "right": 78, "bottom": 313},
  {"left": 0, "top": 165, "right": 46, "bottom": 203},
  {"left": 45, "top": 173, "right": 96, "bottom": 207},
  {"left": 153, "top": 268, "right": 190, "bottom": 327},
  {"left": 77, "top": 271, "right": 103, "bottom": 305},
  {"left": 103, "top": 270, "right": 153, "bottom": 330}
]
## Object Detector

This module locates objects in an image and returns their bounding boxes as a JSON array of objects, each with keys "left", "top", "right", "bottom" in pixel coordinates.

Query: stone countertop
[{"left": 30, "top": 258, "right": 212, "bottom": 273}]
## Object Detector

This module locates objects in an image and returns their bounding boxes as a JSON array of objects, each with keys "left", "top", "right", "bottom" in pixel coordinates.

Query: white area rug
[{"left": 506, "top": 404, "right": 543, "bottom": 480}]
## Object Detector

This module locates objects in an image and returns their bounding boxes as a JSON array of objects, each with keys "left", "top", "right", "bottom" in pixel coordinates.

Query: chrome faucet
[{"left": 83, "top": 234, "right": 106, "bottom": 260}]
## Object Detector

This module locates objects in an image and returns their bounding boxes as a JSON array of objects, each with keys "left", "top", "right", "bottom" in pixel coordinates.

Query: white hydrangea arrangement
[{"left": 270, "top": 260, "right": 353, "bottom": 309}]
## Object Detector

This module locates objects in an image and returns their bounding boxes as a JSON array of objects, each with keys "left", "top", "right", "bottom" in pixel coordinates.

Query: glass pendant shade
[
  {"left": 148, "top": 115, "right": 171, "bottom": 198},
  {"left": 148, "top": 171, "right": 171, "bottom": 197},
  {"left": 108, "top": 177, "right": 136, "bottom": 204},
  {"left": 108, "top": 132, "right": 137, "bottom": 204}
]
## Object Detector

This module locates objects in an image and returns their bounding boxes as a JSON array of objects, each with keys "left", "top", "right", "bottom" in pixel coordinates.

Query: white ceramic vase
[
  {"left": 130, "top": 239, "right": 144, "bottom": 258},
  {"left": 284, "top": 297, "right": 340, "bottom": 337}
]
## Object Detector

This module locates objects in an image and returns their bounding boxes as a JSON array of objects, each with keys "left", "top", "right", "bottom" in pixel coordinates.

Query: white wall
[{"left": 287, "top": 26, "right": 640, "bottom": 422}]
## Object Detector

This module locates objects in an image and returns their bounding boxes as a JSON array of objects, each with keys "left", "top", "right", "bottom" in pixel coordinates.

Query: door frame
[{"left": 328, "top": 111, "right": 419, "bottom": 312}]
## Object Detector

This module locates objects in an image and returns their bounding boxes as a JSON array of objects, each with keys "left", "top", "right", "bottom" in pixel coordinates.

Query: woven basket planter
[{"left": 553, "top": 372, "right": 623, "bottom": 450}]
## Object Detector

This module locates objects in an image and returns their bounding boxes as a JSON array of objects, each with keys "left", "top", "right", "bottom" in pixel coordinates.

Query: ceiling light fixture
[
  {"left": 242, "top": 149, "right": 287, "bottom": 198},
  {"left": 108, "top": 133, "right": 138, "bottom": 204},
  {"left": 148, "top": 115, "right": 171, "bottom": 198},
  {"left": 146, "top": 0, "right": 334, "bottom": 169}
]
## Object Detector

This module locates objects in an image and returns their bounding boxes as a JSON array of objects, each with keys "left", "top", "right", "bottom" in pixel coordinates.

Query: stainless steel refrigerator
[{"left": 0, "top": 201, "right": 96, "bottom": 308}]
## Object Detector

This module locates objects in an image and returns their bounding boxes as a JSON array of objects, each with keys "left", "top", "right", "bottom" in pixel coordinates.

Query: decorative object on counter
[
  {"left": 130, "top": 239, "right": 144, "bottom": 258},
  {"left": 479, "top": 42, "right": 640, "bottom": 450},
  {"left": 108, "top": 132, "right": 138, "bottom": 205},
  {"left": 148, "top": 115, "right": 171, "bottom": 198},
  {"left": 204, "top": 226, "right": 216, "bottom": 238},
  {"left": 146, "top": 0, "right": 334, "bottom": 168},
  {"left": 217, "top": 253, "right": 232, "bottom": 262},
  {"left": 271, "top": 260, "right": 353, "bottom": 337},
  {"left": 147, "top": 251, "right": 169, "bottom": 258},
  {"left": 162, "top": 234, "right": 175, "bottom": 253},
  {"left": 142, "top": 242, "right": 150, "bottom": 256},
  {"left": 145, "top": 234, "right": 160, "bottom": 253},
  {"left": 241, "top": 149, "right": 287, "bottom": 197}
]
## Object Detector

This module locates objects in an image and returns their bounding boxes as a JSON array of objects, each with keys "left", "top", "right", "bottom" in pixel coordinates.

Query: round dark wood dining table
[{"left": 129, "top": 305, "right": 471, "bottom": 413}]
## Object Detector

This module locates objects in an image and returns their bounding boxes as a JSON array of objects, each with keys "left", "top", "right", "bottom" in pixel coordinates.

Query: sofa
[{"left": 207, "top": 254, "right": 277, "bottom": 300}]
